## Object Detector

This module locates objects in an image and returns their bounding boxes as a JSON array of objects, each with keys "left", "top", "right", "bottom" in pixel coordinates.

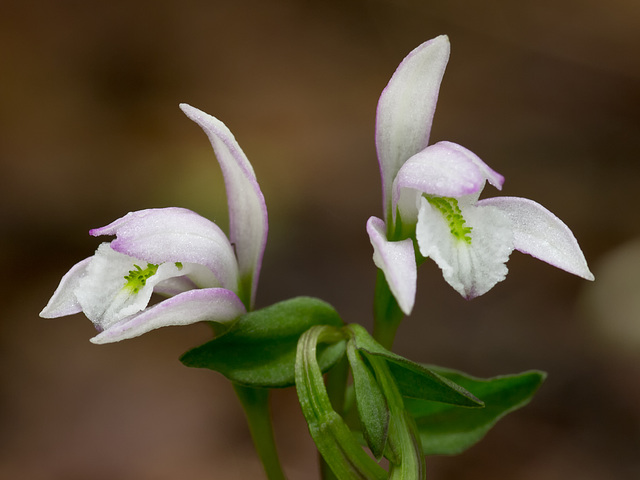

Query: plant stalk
[{"left": 233, "top": 384, "right": 287, "bottom": 480}]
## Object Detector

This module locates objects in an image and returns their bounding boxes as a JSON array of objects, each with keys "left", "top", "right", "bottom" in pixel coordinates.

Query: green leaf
[
  {"left": 405, "top": 367, "right": 546, "bottom": 455},
  {"left": 348, "top": 324, "right": 482, "bottom": 407},
  {"left": 296, "top": 326, "right": 388, "bottom": 480},
  {"left": 180, "top": 297, "right": 345, "bottom": 388},
  {"left": 346, "top": 343, "right": 389, "bottom": 460},
  {"left": 366, "top": 355, "right": 426, "bottom": 480}
]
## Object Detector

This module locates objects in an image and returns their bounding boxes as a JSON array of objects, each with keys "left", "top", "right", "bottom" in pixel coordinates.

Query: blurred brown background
[{"left": 2, "top": 0, "right": 639, "bottom": 478}]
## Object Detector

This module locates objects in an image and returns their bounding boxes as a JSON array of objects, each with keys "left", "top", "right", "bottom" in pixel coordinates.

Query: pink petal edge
[{"left": 90, "top": 288, "right": 246, "bottom": 344}]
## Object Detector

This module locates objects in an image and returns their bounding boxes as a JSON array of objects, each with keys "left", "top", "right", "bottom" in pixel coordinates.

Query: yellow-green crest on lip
[
  {"left": 427, "top": 196, "right": 473, "bottom": 244},
  {"left": 124, "top": 263, "right": 159, "bottom": 293}
]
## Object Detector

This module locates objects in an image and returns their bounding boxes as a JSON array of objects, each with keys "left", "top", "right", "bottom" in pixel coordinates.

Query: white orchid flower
[
  {"left": 40, "top": 105, "right": 268, "bottom": 343},
  {"left": 368, "top": 36, "right": 593, "bottom": 313}
]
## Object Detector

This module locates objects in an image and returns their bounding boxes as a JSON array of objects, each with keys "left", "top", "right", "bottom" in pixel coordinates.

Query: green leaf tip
[
  {"left": 405, "top": 367, "right": 546, "bottom": 455},
  {"left": 346, "top": 342, "right": 390, "bottom": 460}
]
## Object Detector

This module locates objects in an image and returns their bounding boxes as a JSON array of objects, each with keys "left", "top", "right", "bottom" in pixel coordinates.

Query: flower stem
[
  {"left": 372, "top": 270, "right": 405, "bottom": 350},
  {"left": 233, "top": 384, "right": 287, "bottom": 480}
]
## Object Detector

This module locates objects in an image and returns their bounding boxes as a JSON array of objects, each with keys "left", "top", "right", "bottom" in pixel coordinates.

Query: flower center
[
  {"left": 427, "top": 196, "right": 472, "bottom": 244},
  {"left": 124, "top": 263, "right": 159, "bottom": 293}
]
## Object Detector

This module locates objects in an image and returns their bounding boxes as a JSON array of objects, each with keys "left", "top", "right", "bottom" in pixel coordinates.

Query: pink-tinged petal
[
  {"left": 437, "top": 141, "right": 504, "bottom": 191},
  {"left": 180, "top": 104, "right": 268, "bottom": 308},
  {"left": 478, "top": 197, "right": 594, "bottom": 281},
  {"left": 393, "top": 142, "right": 499, "bottom": 222},
  {"left": 375, "top": 35, "right": 450, "bottom": 219},
  {"left": 416, "top": 198, "right": 514, "bottom": 299},
  {"left": 153, "top": 275, "right": 198, "bottom": 296},
  {"left": 366, "top": 216, "right": 416, "bottom": 315},
  {"left": 40, "top": 257, "right": 92, "bottom": 318},
  {"left": 90, "top": 288, "right": 246, "bottom": 344},
  {"left": 91, "top": 207, "right": 238, "bottom": 291}
]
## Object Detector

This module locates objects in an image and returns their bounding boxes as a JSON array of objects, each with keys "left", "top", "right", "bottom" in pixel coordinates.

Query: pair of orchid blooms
[{"left": 41, "top": 35, "right": 593, "bottom": 349}]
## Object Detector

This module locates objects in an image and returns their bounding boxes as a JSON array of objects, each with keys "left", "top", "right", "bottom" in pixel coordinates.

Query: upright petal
[
  {"left": 478, "top": 197, "right": 594, "bottom": 280},
  {"left": 375, "top": 35, "right": 450, "bottom": 219},
  {"left": 180, "top": 104, "right": 268, "bottom": 308},
  {"left": 90, "top": 288, "right": 246, "bottom": 344},
  {"left": 367, "top": 216, "right": 417, "bottom": 314},
  {"left": 91, "top": 207, "right": 239, "bottom": 291}
]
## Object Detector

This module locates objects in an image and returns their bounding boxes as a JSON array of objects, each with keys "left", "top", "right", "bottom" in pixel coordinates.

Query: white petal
[
  {"left": 375, "top": 35, "right": 450, "bottom": 219},
  {"left": 90, "top": 288, "right": 246, "bottom": 344},
  {"left": 153, "top": 276, "right": 198, "bottom": 296},
  {"left": 180, "top": 104, "right": 268, "bottom": 308},
  {"left": 416, "top": 198, "right": 514, "bottom": 298},
  {"left": 109, "top": 263, "right": 177, "bottom": 321},
  {"left": 366, "top": 216, "right": 416, "bottom": 314},
  {"left": 177, "top": 262, "right": 220, "bottom": 288},
  {"left": 478, "top": 196, "right": 594, "bottom": 280},
  {"left": 74, "top": 244, "right": 150, "bottom": 329},
  {"left": 152, "top": 260, "right": 226, "bottom": 295},
  {"left": 396, "top": 187, "right": 422, "bottom": 231},
  {"left": 40, "top": 257, "right": 92, "bottom": 318}
]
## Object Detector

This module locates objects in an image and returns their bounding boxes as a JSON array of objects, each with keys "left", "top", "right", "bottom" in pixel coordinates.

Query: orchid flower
[
  {"left": 367, "top": 36, "right": 593, "bottom": 313},
  {"left": 40, "top": 104, "right": 268, "bottom": 343}
]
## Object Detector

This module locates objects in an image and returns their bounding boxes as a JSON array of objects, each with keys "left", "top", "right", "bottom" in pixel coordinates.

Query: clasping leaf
[
  {"left": 180, "top": 297, "right": 345, "bottom": 388},
  {"left": 296, "top": 325, "right": 387, "bottom": 480}
]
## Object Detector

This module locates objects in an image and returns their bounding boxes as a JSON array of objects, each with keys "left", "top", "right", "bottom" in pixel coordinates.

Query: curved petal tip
[{"left": 479, "top": 197, "right": 594, "bottom": 281}]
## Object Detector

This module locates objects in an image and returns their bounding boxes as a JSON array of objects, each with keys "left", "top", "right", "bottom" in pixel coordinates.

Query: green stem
[
  {"left": 372, "top": 270, "right": 405, "bottom": 350},
  {"left": 233, "top": 384, "right": 287, "bottom": 480}
]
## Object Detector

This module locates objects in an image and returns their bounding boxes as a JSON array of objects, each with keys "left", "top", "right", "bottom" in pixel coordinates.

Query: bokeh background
[{"left": 2, "top": 0, "right": 639, "bottom": 478}]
